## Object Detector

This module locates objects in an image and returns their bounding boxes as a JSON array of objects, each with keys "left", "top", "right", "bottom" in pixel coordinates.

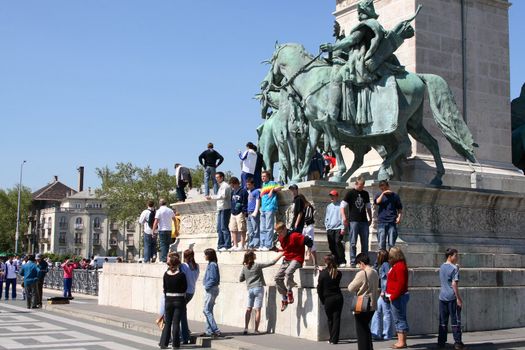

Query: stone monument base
[{"left": 98, "top": 181, "right": 525, "bottom": 341}]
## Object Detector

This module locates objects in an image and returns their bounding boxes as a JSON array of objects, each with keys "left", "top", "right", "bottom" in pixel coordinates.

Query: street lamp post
[{"left": 15, "top": 160, "right": 27, "bottom": 254}]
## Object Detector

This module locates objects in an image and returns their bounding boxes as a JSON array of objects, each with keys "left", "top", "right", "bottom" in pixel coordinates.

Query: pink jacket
[{"left": 61, "top": 263, "right": 74, "bottom": 279}]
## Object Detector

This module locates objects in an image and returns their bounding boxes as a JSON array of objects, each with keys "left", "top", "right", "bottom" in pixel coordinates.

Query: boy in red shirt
[{"left": 273, "top": 222, "right": 313, "bottom": 311}]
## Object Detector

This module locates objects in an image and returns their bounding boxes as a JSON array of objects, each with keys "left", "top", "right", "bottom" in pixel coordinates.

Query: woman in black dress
[
  {"left": 317, "top": 254, "right": 344, "bottom": 344},
  {"left": 159, "top": 252, "right": 187, "bottom": 349}
]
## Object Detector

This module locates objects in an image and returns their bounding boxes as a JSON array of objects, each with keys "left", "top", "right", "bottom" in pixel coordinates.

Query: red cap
[{"left": 329, "top": 190, "right": 339, "bottom": 196}]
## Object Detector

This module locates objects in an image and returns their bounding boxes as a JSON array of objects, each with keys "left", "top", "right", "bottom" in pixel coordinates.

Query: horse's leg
[
  {"left": 325, "top": 125, "right": 347, "bottom": 182},
  {"left": 377, "top": 135, "right": 411, "bottom": 181},
  {"left": 293, "top": 125, "right": 320, "bottom": 182},
  {"left": 407, "top": 102, "right": 445, "bottom": 186},
  {"left": 341, "top": 144, "right": 371, "bottom": 182}
]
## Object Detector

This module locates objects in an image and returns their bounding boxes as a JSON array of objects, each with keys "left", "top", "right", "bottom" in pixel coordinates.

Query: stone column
[{"left": 335, "top": 0, "right": 525, "bottom": 192}]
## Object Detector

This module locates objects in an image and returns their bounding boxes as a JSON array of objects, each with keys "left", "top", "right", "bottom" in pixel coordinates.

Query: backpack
[
  {"left": 147, "top": 209, "right": 156, "bottom": 229},
  {"left": 180, "top": 167, "right": 191, "bottom": 182},
  {"left": 303, "top": 204, "right": 315, "bottom": 226}
]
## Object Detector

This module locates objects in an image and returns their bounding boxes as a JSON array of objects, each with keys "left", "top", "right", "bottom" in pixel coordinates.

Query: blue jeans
[
  {"left": 247, "top": 213, "right": 260, "bottom": 248},
  {"left": 240, "top": 172, "right": 254, "bottom": 189},
  {"left": 180, "top": 293, "right": 194, "bottom": 342},
  {"left": 5, "top": 278, "right": 16, "bottom": 299},
  {"left": 371, "top": 295, "right": 395, "bottom": 339},
  {"left": 204, "top": 166, "right": 217, "bottom": 196},
  {"left": 349, "top": 221, "right": 369, "bottom": 265},
  {"left": 63, "top": 278, "right": 72, "bottom": 298},
  {"left": 391, "top": 293, "right": 410, "bottom": 333},
  {"left": 438, "top": 299, "right": 462, "bottom": 345},
  {"left": 259, "top": 211, "right": 275, "bottom": 248},
  {"left": 159, "top": 231, "right": 171, "bottom": 262},
  {"left": 217, "top": 209, "right": 232, "bottom": 249},
  {"left": 203, "top": 286, "right": 220, "bottom": 335},
  {"left": 143, "top": 233, "right": 157, "bottom": 263},
  {"left": 377, "top": 222, "right": 398, "bottom": 250}
]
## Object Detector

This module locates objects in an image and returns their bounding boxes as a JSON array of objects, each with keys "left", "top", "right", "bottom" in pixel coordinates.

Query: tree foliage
[
  {"left": 0, "top": 186, "right": 32, "bottom": 254},
  {"left": 95, "top": 163, "right": 177, "bottom": 223}
]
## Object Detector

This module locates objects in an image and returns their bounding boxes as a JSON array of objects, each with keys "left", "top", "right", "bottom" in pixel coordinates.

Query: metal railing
[{"left": 43, "top": 268, "right": 101, "bottom": 296}]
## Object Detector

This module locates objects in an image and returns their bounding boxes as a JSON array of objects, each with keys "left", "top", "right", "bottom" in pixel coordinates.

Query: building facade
[{"left": 27, "top": 177, "right": 142, "bottom": 261}]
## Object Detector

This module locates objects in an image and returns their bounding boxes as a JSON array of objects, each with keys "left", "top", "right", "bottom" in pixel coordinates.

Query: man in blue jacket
[{"left": 19, "top": 255, "right": 40, "bottom": 309}]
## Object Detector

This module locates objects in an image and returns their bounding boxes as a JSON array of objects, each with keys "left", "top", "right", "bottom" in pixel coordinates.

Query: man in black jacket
[{"left": 198, "top": 142, "right": 224, "bottom": 196}]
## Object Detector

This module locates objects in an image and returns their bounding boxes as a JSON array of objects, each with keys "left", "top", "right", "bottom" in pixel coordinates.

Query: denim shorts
[{"left": 247, "top": 286, "right": 264, "bottom": 309}]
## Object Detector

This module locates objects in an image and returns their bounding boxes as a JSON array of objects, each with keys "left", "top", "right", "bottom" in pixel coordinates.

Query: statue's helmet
[{"left": 357, "top": 0, "right": 379, "bottom": 19}]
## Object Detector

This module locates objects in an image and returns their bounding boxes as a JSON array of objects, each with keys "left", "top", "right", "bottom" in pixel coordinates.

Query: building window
[
  {"left": 74, "top": 248, "right": 82, "bottom": 256},
  {"left": 126, "top": 221, "right": 135, "bottom": 232},
  {"left": 59, "top": 232, "right": 66, "bottom": 245},
  {"left": 93, "top": 217, "right": 101, "bottom": 229},
  {"left": 75, "top": 217, "right": 83, "bottom": 230},
  {"left": 126, "top": 234, "right": 134, "bottom": 246},
  {"left": 74, "top": 232, "right": 83, "bottom": 244},
  {"left": 93, "top": 233, "right": 101, "bottom": 245},
  {"left": 47, "top": 217, "right": 52, "bottom": 236},
  {"left": 59, "top": 216, "right": 67, "bottom": 229},
  {"left": 75, "top": 203, "right": 81, "bottom": 209}
]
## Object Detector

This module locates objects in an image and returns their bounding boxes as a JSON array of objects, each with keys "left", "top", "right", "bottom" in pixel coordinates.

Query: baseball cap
[
  {"left": 288, "top": 184, "right": 298, "bottom": 190},
  {"left": 329, "top": 190, "right": 339, "bottom": 196}
]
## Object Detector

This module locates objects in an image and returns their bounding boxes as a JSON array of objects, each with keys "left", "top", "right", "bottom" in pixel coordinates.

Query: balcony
[
  {"left": 59, "top": 223, "right": 68, "bottom": 229},
  {"left": 75, "top": 223, "right": 84, "bottom": 230},
  {"left": 109, "top": 239, "right": 118, "bottom": 247},
  {"left": 126, "top": 238, "right": 134, "bottom": 246},
  {"left": 126, "top": 224, "right": 135, "bottom": 232},
  {"left": 93, "top": 239, "right": 101, "bottom": 246},
  {"left": 74, "top": 238, "right": 83, "bottom": 245},
  {"left": 110, "top": 223, "right": 119, "bottom": 231},
  {"left": 93, "top": 225, "right": 103, "bottom": 231},
  {"left": 39, "top": 237, "right": 50, "bottom": 244},
  {"left": 59, "top": 238, "right": 66, "bottom": 245}
]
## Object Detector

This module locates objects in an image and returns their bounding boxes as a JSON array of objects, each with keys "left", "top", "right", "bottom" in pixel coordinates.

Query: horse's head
[{"left": 270, "top": 43, "right": 307, "bottom": 85}]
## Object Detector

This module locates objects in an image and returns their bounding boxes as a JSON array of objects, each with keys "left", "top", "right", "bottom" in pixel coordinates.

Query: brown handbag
[{"left": 351, "top": 270, "right": 371, "bottom": 313}]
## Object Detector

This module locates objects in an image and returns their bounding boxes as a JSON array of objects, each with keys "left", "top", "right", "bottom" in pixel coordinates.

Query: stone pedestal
[
  {"left": 334, "top": 0, "right": 525, "bottom": 191},
  {"left": 98, "top": 182, "right": 525, "bottom": 340}
]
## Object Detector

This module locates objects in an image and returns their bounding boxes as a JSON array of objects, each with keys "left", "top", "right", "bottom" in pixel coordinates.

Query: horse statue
[
  {"left": 259, "top": 68, "right": 372, "bottom": 183},
  {"left": 263, "top": 42, "right": 477, "bottom": 185},
  {"left": 511, "top": 83, "right": 525, "bottom": 173}
]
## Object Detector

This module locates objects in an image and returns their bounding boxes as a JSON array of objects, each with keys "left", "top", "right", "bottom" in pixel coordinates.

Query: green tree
[
  {"left": 95, "top": 163, "right": 177, "bottom": 223},
  {"left": 0, "top": 186, "right": 32, "bottom": 253}
]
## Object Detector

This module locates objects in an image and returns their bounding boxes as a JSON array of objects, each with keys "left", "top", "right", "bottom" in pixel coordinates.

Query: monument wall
[
  {"left": 335, "top": 0, "right": 525, "bottom": 191},
  {"left": 99, "top": 181, "right": 525, "bottom": 341}
]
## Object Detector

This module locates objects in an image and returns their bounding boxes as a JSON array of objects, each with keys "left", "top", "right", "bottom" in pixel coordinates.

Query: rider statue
[{"left": 320, "top": 0, "right": 417, "bottom": 127}]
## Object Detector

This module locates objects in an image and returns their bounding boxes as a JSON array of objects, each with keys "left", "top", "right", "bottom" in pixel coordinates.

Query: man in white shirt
[
  {"left": 4, "top": 256, "right": 18, "bottom": 300},
  {"left": 152, "top": 199, "right": 176, "bottom": 263},
  {"left": 238, "top": 142, "right": 258, "bottom": 189},
  {"left": 207, "top": 171, "right": 232, "bottom": 252},
  {"left": 138, "top": 200, "right": 157, "bottom": 263}
]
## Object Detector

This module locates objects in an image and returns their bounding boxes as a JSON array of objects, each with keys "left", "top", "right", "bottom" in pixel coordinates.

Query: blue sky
[{"left": 1, "top": 1, "right": 524, "bottom": 191}]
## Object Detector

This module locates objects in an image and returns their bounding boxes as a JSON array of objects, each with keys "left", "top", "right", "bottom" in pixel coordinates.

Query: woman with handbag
[
  {"left": 386, "top": 247, "right": 410, "bottom": 349},
  {"left": 348, "top": 253, "right": 379, "bottom": 350}
]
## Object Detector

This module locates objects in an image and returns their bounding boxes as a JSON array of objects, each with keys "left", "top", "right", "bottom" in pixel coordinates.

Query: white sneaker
[
  {"left": 260, "top": 247, "right": 269, "bottom": 251},
  {"left": 339, "top": 263, "right": 346, "bottom": 268},
  {"left": 228, "top": 246, "right": 236, "bottom": 251},
  {"left": 235, "top": 246, "right": 244, "bottom": 251},
  {"left": 218, "top": 247, "right": 227, "bottom": 252}
]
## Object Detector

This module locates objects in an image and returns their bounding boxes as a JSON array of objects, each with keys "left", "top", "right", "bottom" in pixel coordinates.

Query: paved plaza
[{"left": 1, "top": 286, "right": 525, "bottom": 350}]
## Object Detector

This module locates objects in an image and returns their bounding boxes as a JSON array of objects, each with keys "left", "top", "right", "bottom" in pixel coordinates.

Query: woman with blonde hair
[
  {"left": 348, "top": 253, "right": 379, "bottom": 350},
  {"left": 386, "top": 246, "right": 409, "bottom": 349},
  {"left": 316, "top": 255, "right": 344, "bottom": 344},
  {"left": 239, "top": 250, "right": 282, "bottom": 334}
]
